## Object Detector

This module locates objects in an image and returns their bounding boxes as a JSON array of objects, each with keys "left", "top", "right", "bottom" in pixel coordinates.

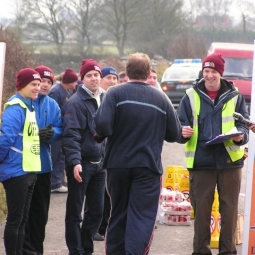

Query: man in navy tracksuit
[
  {"left": 94, "top": 53, "right": 182, "bottom": 255},
  {"left": 61, "top": 59, "right": 105, "bottom": 255}
]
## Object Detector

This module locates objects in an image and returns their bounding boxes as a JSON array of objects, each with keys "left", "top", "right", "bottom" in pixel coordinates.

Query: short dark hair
[
  {"left": 118, "top": 71, "right": 127, "bottom": 78},
  {"left": 126, "top": 53, "right": 151, "bottom": 80}
]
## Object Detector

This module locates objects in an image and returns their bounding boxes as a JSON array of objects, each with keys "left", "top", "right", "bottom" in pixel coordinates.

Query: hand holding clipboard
[{"left": 205, "top": 131, "right": 244, "bottom": 145}]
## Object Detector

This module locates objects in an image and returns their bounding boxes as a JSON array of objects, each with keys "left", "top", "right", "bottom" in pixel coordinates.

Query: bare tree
[
  {"left": 20, "top": 0, "right": 69, "bottom": 61},
  {"left": 0, "top": 27, "right": 37, "bottom": 108},
  {"left": 67, "top": 0, "right": 98, "bottom": 55},
  {"left": 191, "top": 0, "right": 233, "bottom": 40},
  {"left": 167, "top": 30, "right": 207, "bottom": 59},
  {"left": 234, "top": 0, "right": 255, "bottom": 34},
  {"left": 129, "top": 0, "right": 186, "bottom": 59},
  {"left": 98, "top": 0, "right": 143, "bottom": 56}
]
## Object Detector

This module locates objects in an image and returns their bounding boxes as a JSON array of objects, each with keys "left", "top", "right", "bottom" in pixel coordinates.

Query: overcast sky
[
  {"left": 0, "top": 0, "right": 254, "bottom": 22},
  {"left": 0, "top": 1, "right": 15, "bottom": 19}
]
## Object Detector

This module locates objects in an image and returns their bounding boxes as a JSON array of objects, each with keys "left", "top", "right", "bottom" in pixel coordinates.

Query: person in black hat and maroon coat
[{"left": 177, "top": 53, "right": 249, "bottom": 255}]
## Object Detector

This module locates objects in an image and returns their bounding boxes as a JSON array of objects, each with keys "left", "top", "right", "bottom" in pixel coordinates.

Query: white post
[
  {"left": 0, "top": 43, "right": 6, "bottom": 114},
  {"left": 242, "top": 40, "right": 255, "bottom": 255}
]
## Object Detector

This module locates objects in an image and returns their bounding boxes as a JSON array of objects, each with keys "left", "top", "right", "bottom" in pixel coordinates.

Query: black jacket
[
  {"left": 62, "top": 85, "right": 104, "bottom": 167},
  {"left": 94, "top": 82, "right": 182, "bottom": 174}
]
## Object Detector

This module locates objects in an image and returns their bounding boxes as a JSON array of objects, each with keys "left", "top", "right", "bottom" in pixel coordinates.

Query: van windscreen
[{"left": 223, "top": 57, "right": 253, "bottom": 78}]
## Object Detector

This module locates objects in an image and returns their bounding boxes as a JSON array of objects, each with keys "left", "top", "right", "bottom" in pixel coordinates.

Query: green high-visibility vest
[
  {"left": 185, "top": 88, "right": 244, "bottom": 168},
  {"left": 4, "top": 98, "right": 41, "bottom": 172}
]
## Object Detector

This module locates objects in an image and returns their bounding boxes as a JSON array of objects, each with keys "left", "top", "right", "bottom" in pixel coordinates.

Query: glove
[
  {"left": 39, "top": 124, "right": 54, "bottom": 141},
  {"left": 93, "top": 134, "right": 106, "bottom": 143}
]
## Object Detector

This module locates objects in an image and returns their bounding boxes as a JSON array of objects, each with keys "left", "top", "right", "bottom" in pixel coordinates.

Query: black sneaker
[{"left": 93, "top": 233, "right": 104, "bottom": 241}]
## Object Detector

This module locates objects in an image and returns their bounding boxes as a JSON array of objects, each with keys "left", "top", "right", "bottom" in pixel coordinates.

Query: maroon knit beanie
[
  {"left": 35, "top": 65, "right": 54, "bottom": 84},
  {"left": 16, "top": 68, "right": 41, "bottom": 91},
  {"left": 80, "top": 59, "right": 101, "bottom": 80},
  {"left": 202, "top": 53, "right": 225, "bottom": 76},
  {"left": 62, "top": 68, "right": 78, "bottom": 84}
]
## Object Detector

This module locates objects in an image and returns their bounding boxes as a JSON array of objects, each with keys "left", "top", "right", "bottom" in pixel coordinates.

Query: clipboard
[{"left": 205, "top": 131, "right": 244, "bottom": 146}]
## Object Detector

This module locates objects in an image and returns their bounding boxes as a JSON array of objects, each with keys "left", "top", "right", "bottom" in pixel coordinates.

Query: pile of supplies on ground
[{"left": 157, "top": 188, "right": 192, "bottom": 226}]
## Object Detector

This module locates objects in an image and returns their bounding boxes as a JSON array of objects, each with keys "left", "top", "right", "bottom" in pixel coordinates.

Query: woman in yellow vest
[
  {"left": 0, "top": 68, "right": 41, "bottom": 255},
  {"left": 177, "top": 53, "right": 249, "bottom": 255}
]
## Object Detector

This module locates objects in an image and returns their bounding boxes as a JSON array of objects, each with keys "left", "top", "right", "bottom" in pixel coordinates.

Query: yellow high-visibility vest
[
  {"left": 185, "top": 88, "right": 244, "bottom": 168},
  {"left": 4, "top": 98, "right": 41, "bottom": 172}
]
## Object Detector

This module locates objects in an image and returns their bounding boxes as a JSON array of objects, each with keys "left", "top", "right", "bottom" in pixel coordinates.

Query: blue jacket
[
  {"left": 177, "top": 78, "right": 249, "bottom": 170},
  {"left": 62, "top": 85, "right": 105, "bottom": 167},
  {"left": 0, "top": 94, "right": 62, "bottom": 181},
  {"left": 33, "top": 94, "right": 62, "bottom": 174},
  {"left": 94, "top": 82, "right": 182, "bottom": 175},
  {"left": 0, "top": 94, "right": 36, "bottom": 181}
]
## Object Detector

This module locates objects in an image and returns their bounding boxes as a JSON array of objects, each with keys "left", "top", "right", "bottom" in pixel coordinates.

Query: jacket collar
[
  {"left": 77, "top": 84, "right": 104, "bottom": 101},
  {"left": 196, "top": 78, "right": 236, "bottom": 95},
  {"left": 194, "top": 78, "right": 238, "bottom": 106}
]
